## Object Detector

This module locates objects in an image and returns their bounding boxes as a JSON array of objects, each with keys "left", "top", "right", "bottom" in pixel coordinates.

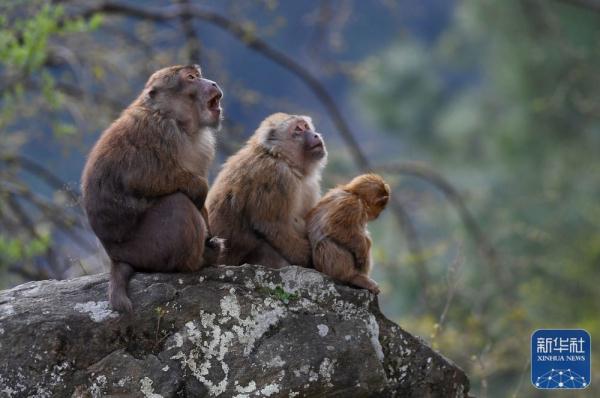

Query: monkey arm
[
  {"left": 180, "top": 175, "right": 209, "bottom": 211},
  {"left": 123, "top": 163, "right": 208, "bottom": 211},
  {"left": 238, "top": 163, "right": 311, "bottom": 266},
  {"left": 251, "top": 221, "right": 311, "bottom": 266}
]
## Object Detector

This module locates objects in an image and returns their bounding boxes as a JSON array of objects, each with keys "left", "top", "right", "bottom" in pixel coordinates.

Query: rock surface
[{"left": 0, "top": 264, "right": 470, "bottom": 397}]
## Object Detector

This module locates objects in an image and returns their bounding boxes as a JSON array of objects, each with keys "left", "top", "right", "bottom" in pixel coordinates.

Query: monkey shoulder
[
  {"left": 243, "top": 149, "right": 298, "bottom": 190},
  {"left": 315, "top": 190, "right": 364, "bottom": 230}
]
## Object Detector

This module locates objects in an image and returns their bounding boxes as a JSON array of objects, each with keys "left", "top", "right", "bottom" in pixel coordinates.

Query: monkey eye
[
  {"left": 187, "top": 74, "right": 196, "bottom": 80},
  {"left": 294, "top": 125, "right": 304, "bottom": 132}
]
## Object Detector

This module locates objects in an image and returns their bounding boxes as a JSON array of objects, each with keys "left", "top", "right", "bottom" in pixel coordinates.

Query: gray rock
[{"left": 0, "top": 264, "right": 470, "bottom": 397}]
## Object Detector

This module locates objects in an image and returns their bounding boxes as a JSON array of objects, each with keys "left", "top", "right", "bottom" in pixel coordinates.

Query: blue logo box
[{"left": 531, "top": 329, "right": 591, "bottom": 389}]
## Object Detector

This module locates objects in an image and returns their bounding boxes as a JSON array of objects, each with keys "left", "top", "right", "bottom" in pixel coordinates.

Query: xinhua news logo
[{"left": 531, "top": 329, "right": 591, "bottom": 389}]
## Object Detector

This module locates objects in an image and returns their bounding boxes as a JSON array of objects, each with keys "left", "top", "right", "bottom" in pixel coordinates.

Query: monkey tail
[{"left": 109, "top": 261, "right": 135, "bottom": 313}]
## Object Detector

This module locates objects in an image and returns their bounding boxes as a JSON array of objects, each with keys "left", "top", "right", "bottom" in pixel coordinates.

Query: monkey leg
[
  {"left": 244, "top": 242, "right": 292, "bottom": 269},
  {"left": 313, "top": 239, "right": 379, "bottom": 294},
  {"left": 313, "top": 239, "right": 354, "bottom": 279},
  {"left": 109, "top": 261, "right": 134, "bottom": 313},
  {"left": 106, "top": 193, "right": 207, "bottom": 273},
  {"left": 349, "top": 273, "right": 380, "bottom": 295}
]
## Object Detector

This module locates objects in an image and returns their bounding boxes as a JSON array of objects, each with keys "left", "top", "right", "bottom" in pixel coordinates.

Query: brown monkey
[
  {"left": 206, "top": 113, "right": 327, "bottom": 268},
  {"left": 81, "top": 65, "right": 224, "bottom": 313},
  {"left": 306, "top": 174, "right": 390, "bottom": 294}
]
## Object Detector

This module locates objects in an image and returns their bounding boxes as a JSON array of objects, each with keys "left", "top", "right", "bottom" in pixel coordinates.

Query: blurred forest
[{"left": 1, "top": 0, "right": 599, "bottom": 396}]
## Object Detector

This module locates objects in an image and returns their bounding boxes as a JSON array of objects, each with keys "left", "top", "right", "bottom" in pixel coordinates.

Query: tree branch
[
  {"left": 1, "top": 154, "right": 80, "bottom": 202},
  {"left": 73, "top": 1, "right": 370, "bottom": 168},
  {"left": 556, "top": 0, "right": 600, "bottom": 13},
  {"left": 176, "top": 0, "right": 202, "bottom": 63},
  {"left": 376, "top": 161, "right": 515, "bottom": 301},
  {"left": 6, "top": 194, "right": 61, "bottom": 278},
  {"left": 0, "top": 181, "right": 96, "bottom": 253}
]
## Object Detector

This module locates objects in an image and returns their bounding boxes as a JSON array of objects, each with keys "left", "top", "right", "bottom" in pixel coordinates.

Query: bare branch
[
  {"left": 556, "top": 0, "right": 600, "bottom": 13},
  {"left": 176, "top": 0, "right": 202, "bottom": 63},
  {"left": 376, "top": 161, "right": 515, "bottom": 301},
  {"left": 431, "top": 246, "right": 463, "bottom": 342},
  {"left": 1, "top": 154, "right": 80, "bottom": 202},
  {"left": 387, "top": 199, "right": 431, "bottom": 309},
  {"left": 0, "top": 181, "right": 96, "bottom": 253},
  {"left": 73, "top": 1, "right": 370, "bottom": 169},
  {"left": 6, "top": 194, "right": 62, "bottom": 278}
]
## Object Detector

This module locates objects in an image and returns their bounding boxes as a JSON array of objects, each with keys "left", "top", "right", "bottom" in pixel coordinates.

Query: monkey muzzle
[
  {"left": 306, "top": 132, "right": 325, "bottom": 158},
  {"left": 207, "top": 91, "right": 222, "bottom": 114}
]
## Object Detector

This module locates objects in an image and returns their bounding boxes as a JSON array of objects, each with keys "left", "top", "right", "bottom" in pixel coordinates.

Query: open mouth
[{"left": 207, "top": 93, "right": 222, "bottom": 112}]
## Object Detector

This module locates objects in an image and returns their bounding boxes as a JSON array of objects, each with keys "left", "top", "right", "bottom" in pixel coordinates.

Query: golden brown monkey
[
  {"left": 81, "top": 65, "right": 224, "bottom": 313},
  {"left": 306, "top": 174, "right": 390, "bottom": 294},
  {"left": 206, "top": 113, "right": 327, "bottom": 268}
]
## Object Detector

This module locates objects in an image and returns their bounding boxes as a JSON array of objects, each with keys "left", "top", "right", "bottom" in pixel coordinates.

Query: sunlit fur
[
  {"left": 81, "top": 65, "right": 223, "bottom": 313},
  {"left": 207, "top": 112, "right": 327, "bottom": 268},
  {"left": 306, "top": 174, "right": 390, "bottom": 294}
]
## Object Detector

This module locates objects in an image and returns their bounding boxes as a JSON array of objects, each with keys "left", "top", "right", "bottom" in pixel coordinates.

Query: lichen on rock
[{"left": 0, "top": 264, "right": 470, "bottom": 397}]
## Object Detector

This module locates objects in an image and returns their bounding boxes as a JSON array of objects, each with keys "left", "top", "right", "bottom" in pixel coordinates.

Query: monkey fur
[
  {"left": 207, "top": 112, "right": 327, "bottom": 268},
  {"left": 82, "top": 65, "right": 224, "bottom": 313},
  {"left": 306, "top": 173, "right": 390, "bottom": 294}
]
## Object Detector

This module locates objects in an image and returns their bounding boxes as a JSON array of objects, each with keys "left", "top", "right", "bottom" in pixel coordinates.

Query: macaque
[
  {"left": 206, "top": 113, "right": 327, "bottom": 268},
  {"left": 81, "top": 65, "right": 224, "bottom": 312},
  {"left": 306, "top": 174, "right": 390, "bottom": 294}
]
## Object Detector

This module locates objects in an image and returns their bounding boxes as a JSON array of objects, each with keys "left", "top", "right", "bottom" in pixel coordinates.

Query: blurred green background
[{"left": 1, "top": 1, "right": 598, "bottom": 396}]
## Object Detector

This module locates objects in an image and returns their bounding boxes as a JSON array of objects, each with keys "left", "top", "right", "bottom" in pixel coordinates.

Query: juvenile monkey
[
  {"left": 306, "top": 174, "right": 390, "bottom": 294},
  {"left": 82, "top": 65, "right": 224, "bottom": 313},
  {"left": 207, "top": 113, "right": 327, "bottom": 268}
]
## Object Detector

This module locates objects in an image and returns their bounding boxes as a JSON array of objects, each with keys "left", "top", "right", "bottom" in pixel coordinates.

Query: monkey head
[
  {"left": 345, "top": 173, "right": 390, "bottom": 220},
  {"left": 256, "top": 112, "right": 327, "bottom": 174},
  {"left": 141, "top": 65, "right": 223, "bottom": 130}
]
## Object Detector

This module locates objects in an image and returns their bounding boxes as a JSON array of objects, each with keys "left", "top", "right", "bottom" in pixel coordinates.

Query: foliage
[
  {"left": 0, "top": 1, "right": 101, "bottom": 281},
  {"left": 259, "top": 285, "right": 299, "bottom": 304},
  {"left": 1, "top": 1, "right": 599, "bottom": 397},
  {"left": 360, "top": 1, "right": 600, "bottom": 396}
]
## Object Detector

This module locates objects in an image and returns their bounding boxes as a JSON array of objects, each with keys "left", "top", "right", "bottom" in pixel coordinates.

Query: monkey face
[
  {"left": 258, "top": 113, "right": 327, "bottom": 173},
  {"left": 177, "top": 66, "right": 223, "bottom": 129},
  {"left": 145, "top": 65, "right": 223, "bottom": 130},
  {"left": 367, "top": 180, "right": 390, "bottom": 220},
  {"left": 289, "top": 117, "right": 327, "bottom": 161}
]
